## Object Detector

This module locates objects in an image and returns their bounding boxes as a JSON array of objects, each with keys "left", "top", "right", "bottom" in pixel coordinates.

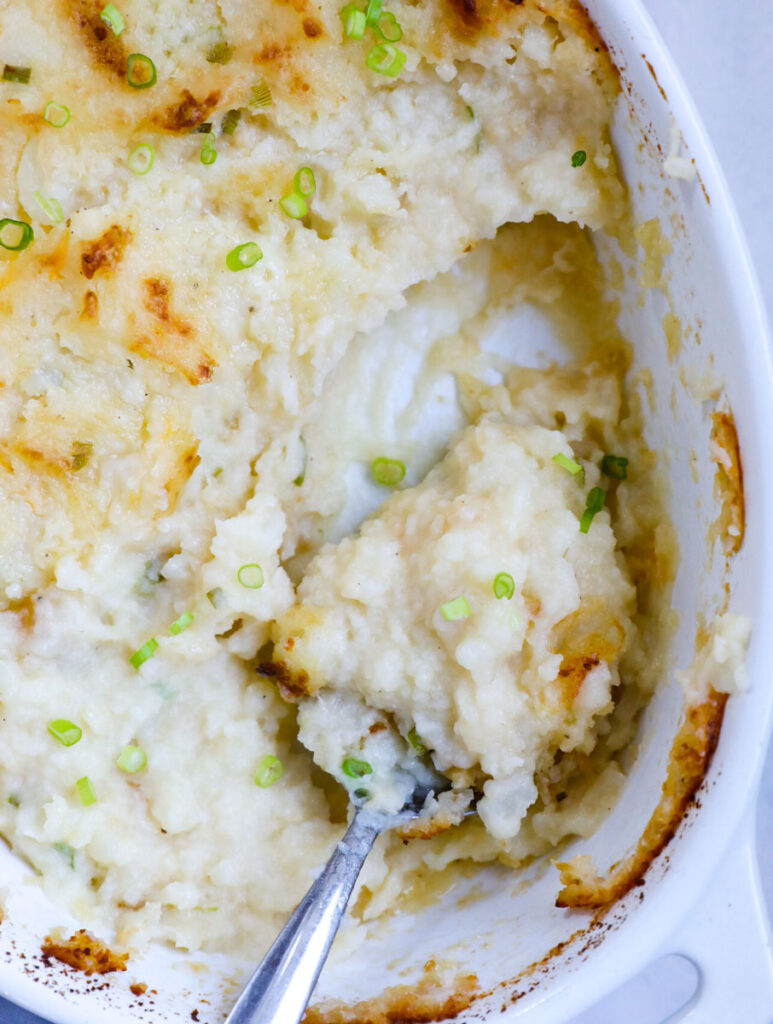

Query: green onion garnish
[
  {"left": 221, "top": 109, "right": 241, "bottom": 136},
  {"left": 365, "top": 0, "right": 383, "bottom": 25},
  {"left": 580, "top": 487, "right": 606, "bottom": 533},
  {"left": 194, "top": 122, "right": 213, "bottom": 134},
  {"left": 342, "top": 757, "right": 373, "bottom": 779},
  {"left": 130, "top": 638, "right": 158, "bottom": 669},
  {"left": 294, "top": 437, "right": 307, "bottom": 486},
  {"left": 200, "top": 133, "right": 217, "bottom": 165},
  {"left": 206, "top": 587, "right": 225, "bottom": 608},
  {"left": 280, "top": 193, "right": 307, "bottom": 219},
  {"left": 34, "top": 191, "right": 64, "bottom": 224},
  {"left": 0, "top": 218, "right": 34, "bottom": 251},
  {"left": 3, "top": 65, "right": 31, "bottom": 84},
  {"left": 43, "top": 101, "right": 71, "bottom": 128},
  {"left": 254, "top": 754, "right": 284, "bottom": 788},
  {"left": 552, "top": 452, "right": 585, "bottom": 483},
  {"left": 7, "top": 794, "right": 20, "bottom": 807},
  {"left": 100, "top": 3, "right": 125, "bottom": 35},
  {"left": 53, "top": 842, "right": 75, "bottom": 869},
  {"left": 206, "top": 40, "right": 233, "bottom": 64},
  {"left": 373, "top": 11, "right": 402, "bottom": 41},
  {"left": 601, "top": 454, "right": 628, "bottom": 480},
  {"left": 71, "top": 441, "right": 93, "bottom": 471},
  {"left": 237, "top": 563, "right": 264, "bottom": 589},
  {"left": 127, "top": 54, "right": 157, "bottom": 89},
  {"left": 440, "top": 596, "right": 471, "bottom": 621},
  {"left": 226, "top": 242, "right": 262, "bottom": 272},
  {"left": 116, "top": 744, "right": 147, "bottom": 773},
  {"left": 250, "top": 80, "right": 273, "bottom": 109},
  {"left": 493, "top": 572, "right": 515, "bottom": 600},
  {"left": 340, "top": 4, "right": 366, "bottom": 39},
  {"left": 76, "top": 776, "right": 97, "bottom": 807},
  {"left": 294, "top": 167, "right": 316, "bottom": 198},
  {"left": 127, "top": 143, "right": 155, "bottom": 175},
  {"left": 48, "top": 720, "right": 82, "bottom": 747},
  {"left": 366, "top": 43, "right": 406, "bottom": 77},
  {"left": 371, "top": 456, "right": 405, "bottom": 486},
  {"left": 353, "top": 788, "right": 372, "bottom": 800},
  {"left": 407, "top": 727, "right": 427, "bottom": 756},
  {"left": 169, "top": 611, "right": 194, "bottom": 635},
  {"left": 571, "top": 150, "right": 587, "bottom": 167}
]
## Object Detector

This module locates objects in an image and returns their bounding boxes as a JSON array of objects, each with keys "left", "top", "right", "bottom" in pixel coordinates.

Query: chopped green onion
[
  {"left": 371, "top": 456, "right": 405, "bottom": 486},
  {"left": 34, "top": 191, "right": 64, "bottom": 224},
  {"left": 579, "top": 486, "right": 606, "bottom": 533},
  {"left": 552, "top": 452, "right": 585, "bottom": 483},
  {"left": 294, "top": 167, "right": 316, "bottom": 198},
  {"left": 250, "top": 80, "right": 273, "bottom": 109},
  {"left": 407, "top": 727, "right": 427, "bottom": 756},
  {"left": 571, "top": 150, "right": 587, "bottom": 167},
  {"left": 237, "top": 563, "right": 264, "bottom": 589},
  {"left": 226, "top": 242, "right": 262, "bottom": 272},
  {"left": 440, "top": 596, "right": 471, "bottom": 621},
  {"left": 366, "top": 43, "right": 406, "bottom": 77},
  {"left": 342, "top": 757, "right": 373, "bottom": 779},
  {"left": 127, "top": 53, "right": 157, "bottom": 90},
  {"left": 280, "top": 193, "right": 307, "bottom": 219},
  {"left": 194, "top": 122, "right": 213, "bottom": 134},
  {"left": 294, "top": 437, "right": 307, "bottom": 486},
  {"left": 0, "top": 218, "right": 33, "bottom": 252},
  {"left": 53, "top": 842, "right": 75, "bottom": 869},
  {"left": 116, "top": 744, "right": 147, "bottom": 773},
  {"left": 254, "top": 754, "right": 284, "bottom": 788},
  {"left": 127, "top": 143, "right": 155, "bottom": 175},
  {"left": 76, "top": 776, "right": 97, "bottom": 807},
  {"left": 373, "top": 11, "right": 402, "bottom": 41},
  {"left": 200, "top": 133, "right": 217, "bottom": 165},
  {"left": 493, "top": 572, "right": 515, "bottom": 600},
  {"left": 353, "top": 788, "right": 372, "bottom": 800},
  {"left": 465, "top": 104, "right": 475, "bottom": 119},
  {"left": 7, "top": 794, "right": 20, "bottom": 807},
  {"left": 100, "top": 3, "right": 125, "bottom": 35},
  {"left": 365, "top": 0, "right": 383, "bottom": 25},
  {"left": 206, "top": 40, "right": 233, "bottom": 64},
  {"left": 43, "top": 101, "right": 71, "bottom": 128},
  {"left": 48, "top": 720, "right": 82, "bottom": 747},
  {"left": 169, "top": 611, "right": 194, "bottom": 635},
  {"left": 130, "top": 638, "right": 158, "bottom": 669},
  {"left": 71, "top": 440, "right": 93, "bottom": 471},
  {"left": 221, "top": 109, "right": 241, "bottom": 136},
  {"left": 207, "top": 587, "right": 226, "bottom": 608},
  {"left": 3, "top": 65, "right": 31, "bottom": 84},
  {"left": 601, "top": 454, "right": 628, "bottom": 480},
  {"left": 340, "top": 4, "right": 366, "bottom": 39}
]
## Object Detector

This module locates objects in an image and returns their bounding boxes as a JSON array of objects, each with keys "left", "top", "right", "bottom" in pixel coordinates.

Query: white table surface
[{"left": 3, "top": 2, "right": 771, "bottom": 1022}]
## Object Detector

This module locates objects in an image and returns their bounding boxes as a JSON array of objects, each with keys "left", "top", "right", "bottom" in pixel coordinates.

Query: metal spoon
[{"left": 224, "top": 781, "right": 440, "bottom": 1024}]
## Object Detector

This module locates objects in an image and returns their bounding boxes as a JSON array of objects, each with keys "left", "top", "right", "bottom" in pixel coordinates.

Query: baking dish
[{"left": 0, "top": 1, "right": 771, "bottom": 1021}]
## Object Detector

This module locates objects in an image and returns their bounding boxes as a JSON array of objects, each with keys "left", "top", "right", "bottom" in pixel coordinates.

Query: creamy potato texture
[{"left": 0, "top": 0, "right": 667, "bottom": 956}]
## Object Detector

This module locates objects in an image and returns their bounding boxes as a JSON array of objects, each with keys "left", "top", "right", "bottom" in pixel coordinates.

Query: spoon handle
[{"left": 225, "top": 810, "right": 382, "bottom": 1024}]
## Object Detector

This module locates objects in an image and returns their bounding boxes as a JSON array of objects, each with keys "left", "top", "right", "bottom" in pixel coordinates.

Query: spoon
[{"left": 224, "top": 780, "right": 441, "bottom": 1024}]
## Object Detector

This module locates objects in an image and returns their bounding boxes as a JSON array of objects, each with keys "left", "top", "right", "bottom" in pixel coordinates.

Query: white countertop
[{"left": 4, "top": 2, "right": 771, "bottom": 1021}]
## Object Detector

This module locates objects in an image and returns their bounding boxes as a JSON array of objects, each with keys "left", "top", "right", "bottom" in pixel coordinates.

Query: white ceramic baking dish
[{"left": 1, "top": 1, "right": 772, "bottom": 1022}]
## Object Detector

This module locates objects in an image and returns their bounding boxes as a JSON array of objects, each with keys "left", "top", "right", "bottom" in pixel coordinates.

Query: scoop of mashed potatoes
[{"left": 273, "top": 417, "right": 636, "bottom": 839}]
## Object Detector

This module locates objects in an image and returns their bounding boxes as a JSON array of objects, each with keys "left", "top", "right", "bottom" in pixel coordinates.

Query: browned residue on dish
[
  {"left": 304, "top": 961, "right": 479, "bottom": 1024},
  {"left": 130, "top": 981, "right": 148, "bottom": 996},
  {"left": 709, "top": 409, "right": 745, "bottom": 559},
  {"left": 555, "top": 687, "right": 727, "bottom": 907},
  {"left": 80, "top": 224, "right": 130, "bottom": 281},
  {"left": 41, "top": 929, "right": 129, "bottom": 975},
  {"left": 642, "top": 56, "right": 667, "bottom": 102}
]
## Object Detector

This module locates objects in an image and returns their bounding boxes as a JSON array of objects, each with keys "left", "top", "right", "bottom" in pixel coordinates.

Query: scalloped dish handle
[{"left": 664, "top": 818, "right": 773, "bottom": 1022}]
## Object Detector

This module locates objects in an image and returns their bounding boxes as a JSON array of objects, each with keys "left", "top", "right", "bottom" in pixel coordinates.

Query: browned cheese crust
[{"left": 41, "top": 929, "right": 129, "bottom": 975}]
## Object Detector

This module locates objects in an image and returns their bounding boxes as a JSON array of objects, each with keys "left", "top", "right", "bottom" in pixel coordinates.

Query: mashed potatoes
[{"left": 0, "top": 0, "right": 669, "bottom": 957}]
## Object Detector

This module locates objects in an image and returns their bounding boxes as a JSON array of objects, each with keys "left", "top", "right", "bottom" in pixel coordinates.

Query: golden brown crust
[
  {"left": 304, "top": 963, "right": 479, "bottom": 1024},
  {"left": 80, "top": 225, "right": 130, "bottom": 281},
  {"left": 64, "top": 0, "right": 127, "bottom": 78},
  {"left": 41, "top": 930, "right": 129, "bottom": 975},
  {"left": 131, "top": 278, "right": 215, "bottom": 385},
  {"left": 154, "top": 90, "right": 222, "bottom": 133},
  {"left": 710, "top": 409, "right": 745, "bottom": 559},
  {"left": 81, "top": 289, "right": 99, "bottom": 321},
  {"left": 555, "top": 688, "right": 727, "bottom": 908},
  {"left": 259, "top": 659, "right": 311, "bottom": 699}
]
